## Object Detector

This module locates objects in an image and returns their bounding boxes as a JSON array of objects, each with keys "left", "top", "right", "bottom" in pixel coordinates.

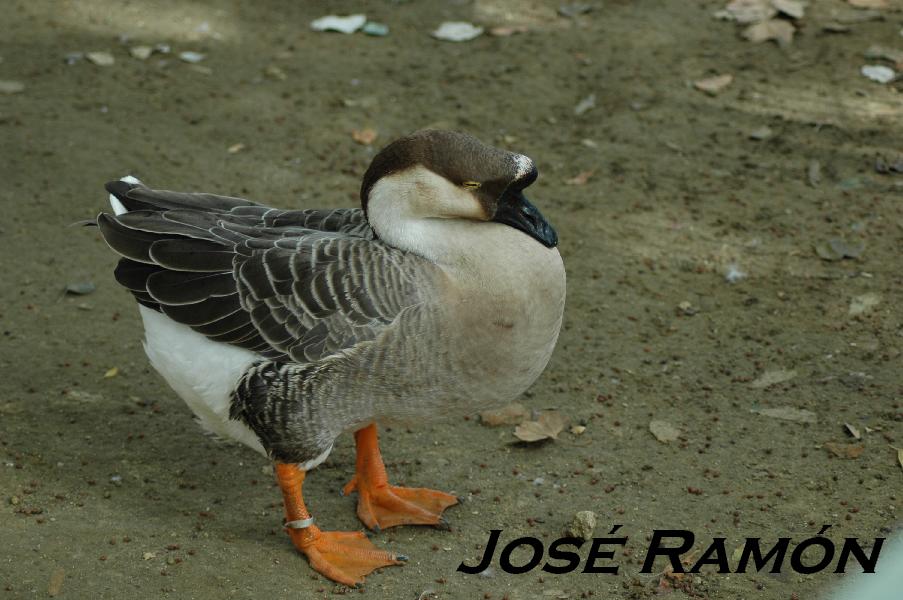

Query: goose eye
[{"left": 462, "top": 181, "right": 481, "bottom": 189}]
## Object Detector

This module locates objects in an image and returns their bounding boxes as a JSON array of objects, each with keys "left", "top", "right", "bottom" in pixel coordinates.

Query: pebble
[
  {"left": 566, "top": 510, "right": 597, "bottom": 541},
  {"left": 0, "top": 80, "right": 25, "bottom": 94},
  {"left": 85, "top": 51, "right": 115, "bottom": 67},
  {"left": 432, "top": 22, "right": 483, "bottom": 42},
  {"left": 129, "top": 46, "right": 153, "bottom": 60},
  {"left": 362, "top": 22, "right": 389, "bottom": 37},
  {"left": 178, "top": 51, "right": 206, "bottom": 64},
  {"left": 310, "top": 14, "right": 367, "bottom": 34},
  {"left": 861, "top": 64, "right": 895, "bottom": 84},
  {"left": 749, "top": 126, "right": 774, "bottom": 141}
]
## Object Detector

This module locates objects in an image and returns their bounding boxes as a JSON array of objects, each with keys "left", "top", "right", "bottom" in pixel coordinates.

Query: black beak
[{"left": 491, "top": 190, "right": 558, "bottom": 248}]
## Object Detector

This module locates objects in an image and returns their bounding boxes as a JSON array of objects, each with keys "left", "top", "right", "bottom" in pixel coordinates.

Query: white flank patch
[{"left": 138, "top": 305, "right": 267, "bottom": 455}]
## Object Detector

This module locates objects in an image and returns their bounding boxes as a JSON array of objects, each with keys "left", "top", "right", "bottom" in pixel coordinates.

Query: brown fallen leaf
[
  {"left": 565, "top": 170, "right": 595, "bottom": 186},
  {"left": 772, "top": 0, "right": 806, "bottom": 19},
  {"left": 814, "top": 238, "right": 865, "bottom": 261},
  {"left": 489, "top": 25, "right": 529, "bottom": 37},
  {"left": 743, "top": 19, "right": 795, "bottom": 47},
  {"left": 824, "top": 442, "right": 864, "bottom": 459},
  {"left": 352, "top": 128, "right": 377, "bottom": 146},
  {"left": 723, "top": 0, "right": 777, "bottom": 24},
  {"left": 750, "top": 406, "right": 817, "bottom": 423},
  {"left": 480, "top": 403, "right": 528, "bottom": 426},
  {"left": 649, "top": 420, "right": 680, "bottom": 443},
  {"left": 847, "top": 0, "right": 889, "bottom": 8},
  {"left": 48, "top": 568, "right": 65, "bottom": 597},
  {"left": 750, "top": 368, "right": 797, "bottom": 389},
  {"left": 514, "top": 411, "right": 566, "bottom": 442},
  {"left": 693, "top": 74, "right": 733, "bottom": 95}
]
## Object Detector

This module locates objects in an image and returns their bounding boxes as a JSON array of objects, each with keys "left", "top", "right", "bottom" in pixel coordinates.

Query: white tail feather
[{"left": 108, "top": 175, "right": 142, "bottom": 215}]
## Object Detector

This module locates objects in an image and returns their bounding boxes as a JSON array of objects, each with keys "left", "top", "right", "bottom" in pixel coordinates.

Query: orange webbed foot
[
  {"left": 287, "top": 525, "right": 405, "bottom": 587},
  {"left": 343, "top": 476, "right": 459, "bottom": 530},
  {"left": 275, "top": 462, "right": 404, "bottom": 587},
  {"left": 343, "top": 424, "right": 458, "bottom": 531}
]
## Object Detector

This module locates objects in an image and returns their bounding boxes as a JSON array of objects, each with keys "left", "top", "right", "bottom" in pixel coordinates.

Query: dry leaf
[
  {"left": 489, "top": 25, "right": 529, "bottom": 36},
  {"left": 514, "top": 411, "right": 566, "bottom": 442},
  {"left": 864, "top": 45, "right": 903, "bottom": 65},
  {"left": 743, "top": 19, "right": 795, "bottom": 46},
  {"left": 750, "top": 406, "right": 817, "bottom": 423},
  {"left": 480, "top": 403, "right": 528, "bottom": 426},
  {"left": 724, "top": 0, "right": 777, "bottom": 24},
  {"left": 227, "top": 143, "right": 245, "bottom": 154},
  {"left": 352, "top": 128, "right": 377, "bottom": 145},
  {"left": 649, "top": 420, "right": 680, "bottom": 443},
  {"left": 847, "top": 0, "right": 889, "bottom": 8},
  {"left": 103, "top": 367, "right": 119, "bottom": 379},
  {"left": 693, "top": 74, "right": 733, "bottom": 95},
  {"left": 263, "top": 65, "right": 287, "bottom": 81},
  {"left": 895, "top": 447, "right": 903, "bottom": 474},
  {"left": 849, "top": 293, "right": 881, "bottom": 316},
  {"left": 772, "top": 0, "right": 806, "bottom": 19},
  {"left": 750, "top": 368, "right": 797, "bottom": 389},
  {"left": 570, "top": 424, "right": 586, "bottom": 435},
  {"left": 47, "top": 568, "right": 65, "bottom": 597},
  {"left": 824, "top": 442, "right": 864, "bottom": 459},
  {"left": 565, "top": 170, "right": 595, "bottom": 185},
  {"left": 844, "top": 423, "right": 861, "bottom": 440}
]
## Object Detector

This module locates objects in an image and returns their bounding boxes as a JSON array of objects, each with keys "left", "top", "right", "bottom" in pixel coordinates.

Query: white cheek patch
[{"left": 513, "top": 154, "right": 534, "bottom": 180}]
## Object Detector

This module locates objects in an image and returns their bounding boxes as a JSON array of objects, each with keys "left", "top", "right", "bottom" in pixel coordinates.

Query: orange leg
[
  {"left": 274, "top": 462, "right": 404, "bottom": 587},
  {"left": 342, "top": 424, "right": 459, "bottom": 531}
]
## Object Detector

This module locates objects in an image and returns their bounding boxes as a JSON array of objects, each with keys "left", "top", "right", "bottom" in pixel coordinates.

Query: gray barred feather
[{"left": 99, "top": 180, "right": 438, "bottom": 364}]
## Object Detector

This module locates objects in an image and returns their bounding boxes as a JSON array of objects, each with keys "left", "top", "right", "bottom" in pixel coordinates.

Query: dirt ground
[{"left": 1, "top": 1, "right": 901, "bottom": 598}]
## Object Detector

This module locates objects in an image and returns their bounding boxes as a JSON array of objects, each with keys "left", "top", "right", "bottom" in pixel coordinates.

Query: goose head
[{"left": 361, "top": 130, "right": 558, "bottom": 257}]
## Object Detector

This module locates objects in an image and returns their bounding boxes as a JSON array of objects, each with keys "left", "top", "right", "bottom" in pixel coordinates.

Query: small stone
[
  {"left": 0, "top": 80, "right": 25, "bottom": 94},
  {"left": 178, "top": 51, "right": 206, "bottom": 64},
  {"left": 310, "top": 14, "right": 367, "bottom": 34},
  {"left": 574, "top": 93, "right": 596, "bottom": 116},
  {"left": 263, "top": 65, "right": 287, "bottom": 80},
  {"left": 85, "top": 51, "right": 115, "bottom": 67},
  {"left": 432, "top": 22, "right": 484, "bottom": 42},
  {"left": 362, "top": 22, "right": 389, "bottom": 37},
  {"left": 749, "top": 126, "right": 773, "bottom": 140},
  {"left": 566, "top": 510, "right": 597, "bottom": 541},
  {"left": 861, "top": 65, "right": 895, "bottom": 84},
  {"left": 677, "top": 300, "right": 698, "bottom": 316},
  {"left": 129, "top": 46, "right": 153, "bottom": 60}
]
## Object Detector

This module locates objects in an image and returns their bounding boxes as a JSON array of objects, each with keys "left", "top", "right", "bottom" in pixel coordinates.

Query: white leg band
[{"left": 284, "top": 517, "right": 315, "bottom": 529}]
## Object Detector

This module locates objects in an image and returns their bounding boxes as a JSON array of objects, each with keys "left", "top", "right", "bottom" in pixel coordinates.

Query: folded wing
[{"left": 98, "top": 181, "right": 436, "bottom": 363}]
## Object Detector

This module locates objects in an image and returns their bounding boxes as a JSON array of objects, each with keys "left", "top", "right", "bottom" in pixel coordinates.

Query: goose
[{"left": 94, "top": 129, "right": 566, "bottom": 586}]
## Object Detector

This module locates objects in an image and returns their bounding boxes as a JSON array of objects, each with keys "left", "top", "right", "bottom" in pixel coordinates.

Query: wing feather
[{"left": 98, "top": 181, "right": 435, "bottom": 362}]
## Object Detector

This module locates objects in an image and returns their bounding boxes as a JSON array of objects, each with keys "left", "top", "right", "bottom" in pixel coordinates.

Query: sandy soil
[{"left": 1, "top": 1, "right": 902, "bottom": 598}]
